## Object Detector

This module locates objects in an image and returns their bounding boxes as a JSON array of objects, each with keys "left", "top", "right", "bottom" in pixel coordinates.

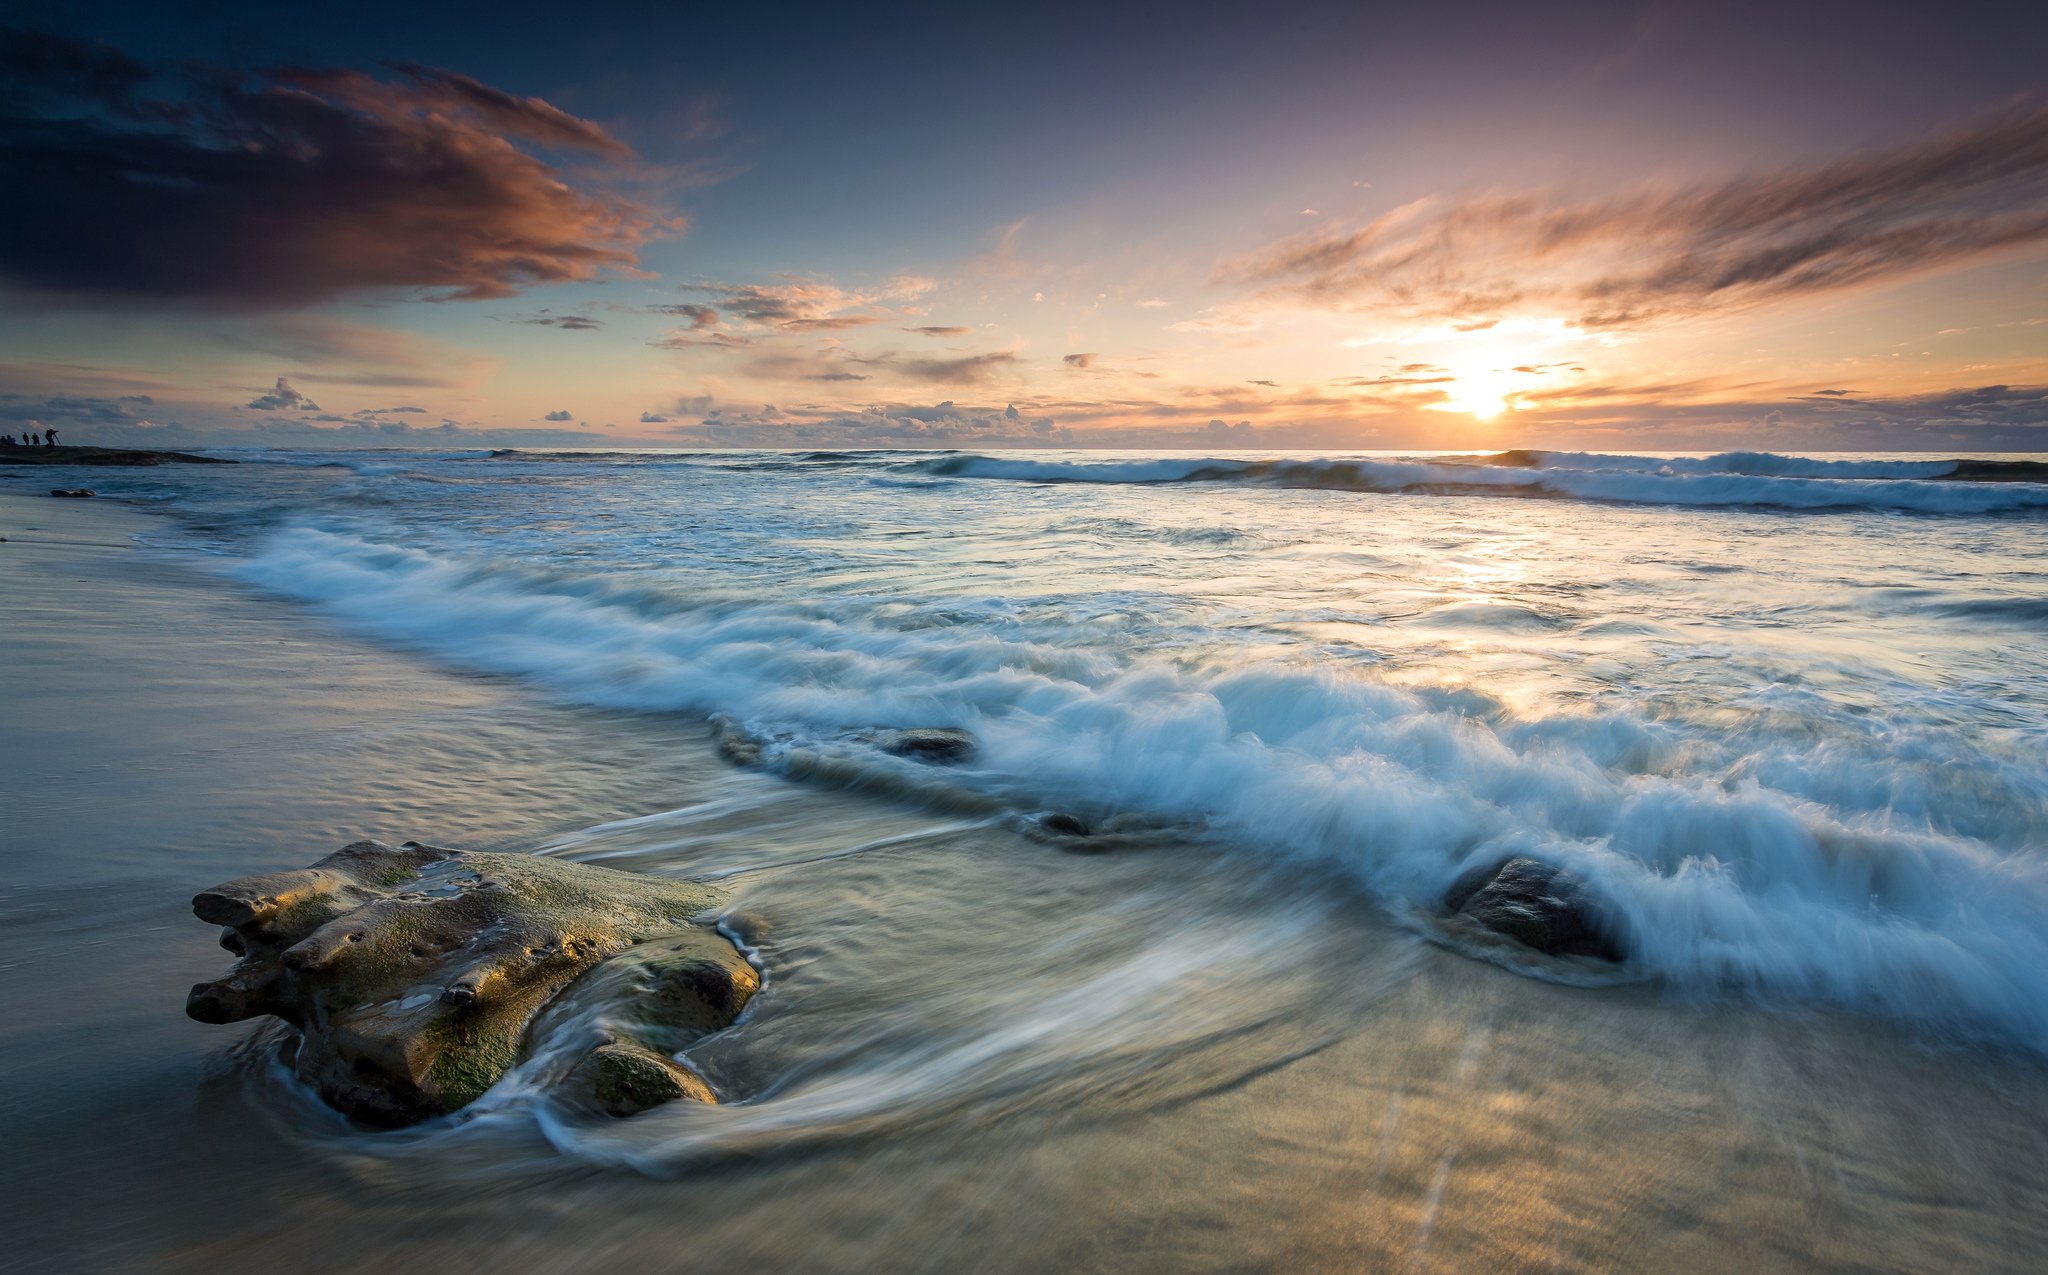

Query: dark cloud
[
  {"left": 1062, "top": 352, "right": 1098, "bottom": 368},
  {"left": 638, "top": 410, "right": 668, "bottom": 423},
  {"left": 246, "top": 376, "right": 319, "bottom": 411},
  {"left": 1248, "top": 379, "right": 1279, "bottom": 387},
  {"left": 1221, "top": 99, "right": 2048, "bottom": 328},
  {"left": 903, "top": 326, "right": 974, "bottom": 337},
  {"left": 1812, "top": 388, "right": 1859, "bottom": 396},
  {"left": 0, "top": 28, "right": 669, "bottom": 309},
  {"left": 543, "top": 409, "right": 573, "bottom": 421}
]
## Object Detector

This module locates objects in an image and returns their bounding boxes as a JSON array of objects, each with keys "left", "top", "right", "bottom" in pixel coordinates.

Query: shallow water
[{"left": 3, "top": 449, "right": 2048, "bottom": 1271}]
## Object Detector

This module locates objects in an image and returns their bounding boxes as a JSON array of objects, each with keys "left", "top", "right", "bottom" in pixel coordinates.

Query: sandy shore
[{"left": 6, "top": 489, "right": 2048, "bottom": 1273}]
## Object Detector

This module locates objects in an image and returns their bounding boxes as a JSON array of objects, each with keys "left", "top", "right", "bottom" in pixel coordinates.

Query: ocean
[{"left": 5, "top": 446, "right": 2048, "bottom": 1270}]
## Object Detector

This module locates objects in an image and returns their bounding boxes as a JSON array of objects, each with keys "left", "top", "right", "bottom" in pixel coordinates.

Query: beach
[{"left": 5, "top": 460, "right": 2048, "bottom": 1272}]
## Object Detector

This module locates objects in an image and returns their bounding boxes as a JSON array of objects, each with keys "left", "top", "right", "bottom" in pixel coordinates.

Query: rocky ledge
[
  {"left": 186, "top": 839, "right": 755, "bottom": 1126},
  {"left": 1, "top": 443, "right": 235, "bottom": 466}
]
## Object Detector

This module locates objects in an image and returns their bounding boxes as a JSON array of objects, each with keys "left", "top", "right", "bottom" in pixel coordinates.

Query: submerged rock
[
  {"left": 871, "top": 727, "right": 978, "bottom": 764},
  {"left": 48, "top": 488, "right": 94, "bottom": 498},
  {"left": 186, "top": 839, "right": 756, "bottom": 1126},
  {"left": 1444, "top": 857, "right": 1624, "bottom": 962},
  {"left": 567, "top": 1040, "right": 715, "bottom": 1116}
]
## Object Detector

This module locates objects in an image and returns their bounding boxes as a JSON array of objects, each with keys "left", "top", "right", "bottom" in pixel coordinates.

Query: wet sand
[{"left": 4, "top": 490, "right": 2048, "bottom": 1273}]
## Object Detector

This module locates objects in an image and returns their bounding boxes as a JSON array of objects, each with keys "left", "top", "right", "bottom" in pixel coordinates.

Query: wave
[
  {"left": 915, "top": 451, "right": 2048, "bottom": 514},
  {"left": 228, "top": 526, "right": 2048, "bottom": 1053}
]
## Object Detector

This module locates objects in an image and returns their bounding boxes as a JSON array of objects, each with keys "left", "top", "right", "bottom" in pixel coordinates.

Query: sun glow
[{"left": 1439, "top": 365, "right": 1521, "bottom": 418}]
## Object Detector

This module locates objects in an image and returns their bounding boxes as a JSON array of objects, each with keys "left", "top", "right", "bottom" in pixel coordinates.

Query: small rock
[
  {"left": 48, "top": 488, "right": 95, "bottom": 498},
  {"left": 1445, "top": 857, "right": 1624, "bottom": 961},
  {"left": 1038, "top": 813, "right": 1091, "bottom": 837},
  {"left": 872, "top": 728, "right": 977, "bottom": 764},
  {"left": 566, "top": 1040, "right": 715, "bottom": 1116}
]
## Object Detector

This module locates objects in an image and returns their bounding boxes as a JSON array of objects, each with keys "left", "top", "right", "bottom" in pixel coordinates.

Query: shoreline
[{"left": 7, "top": 490, "right": 2048, "bottom": 1272}]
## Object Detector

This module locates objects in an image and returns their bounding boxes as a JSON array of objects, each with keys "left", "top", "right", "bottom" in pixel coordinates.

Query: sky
[{"left": 3, "top": 0, "right": 2046, "bottom": 451}]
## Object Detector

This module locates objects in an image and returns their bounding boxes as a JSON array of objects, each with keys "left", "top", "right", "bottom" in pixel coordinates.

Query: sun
[{"left": 1438, "top": 364, "right": 1523, "bottom": 419}]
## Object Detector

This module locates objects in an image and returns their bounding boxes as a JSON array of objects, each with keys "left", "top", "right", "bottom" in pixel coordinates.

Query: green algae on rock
[{"left": 186, "top": 839, "right": 757, "bottom": 1127}]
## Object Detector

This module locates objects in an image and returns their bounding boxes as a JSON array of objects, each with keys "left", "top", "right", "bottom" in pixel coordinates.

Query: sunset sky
[{"left": 4, "top": 0, "right": 2046, "bottom": 450}]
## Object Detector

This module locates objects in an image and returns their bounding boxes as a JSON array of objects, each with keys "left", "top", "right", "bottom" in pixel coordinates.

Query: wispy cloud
[
  {"left": 1219, "top": 99, "right": 2048, "bottom": 330},
  {"left": 681, "top": 275, "right": 931, "bottom": 333}
]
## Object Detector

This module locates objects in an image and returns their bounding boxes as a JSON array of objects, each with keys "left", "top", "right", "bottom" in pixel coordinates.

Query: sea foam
[
  {"left": 231, "top": 525, "right": 2048, "bottom": 1053},
  {"left": 914, "top": 451, "right": 2048, "bottom": 514}
]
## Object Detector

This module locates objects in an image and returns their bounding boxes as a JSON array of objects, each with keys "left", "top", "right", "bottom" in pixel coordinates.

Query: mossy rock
[
  {"left": 568, "top": 1041, "right": 716, "bottom": 1116},
  {"left": 187, "top": 840, "right": 753, "bottom": 1126}
]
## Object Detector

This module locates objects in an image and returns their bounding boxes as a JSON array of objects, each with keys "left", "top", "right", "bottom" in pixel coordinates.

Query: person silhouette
[{"left": 44, "top": 427, "right": 58, "bottom": 446}]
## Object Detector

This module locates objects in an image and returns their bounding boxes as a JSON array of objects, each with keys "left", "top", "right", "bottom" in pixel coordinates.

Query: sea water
[{"left": 96, "top": 447, "right": 2048, "bottom": 1050}]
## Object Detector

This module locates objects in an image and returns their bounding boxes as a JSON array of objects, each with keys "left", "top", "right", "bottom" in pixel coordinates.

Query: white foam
[
  {"left": 230, "top": 526, "right": 2048, "bottom": 1053},
  {"left": 919, "top": 452, "right": 2048, "bottom": 514}
]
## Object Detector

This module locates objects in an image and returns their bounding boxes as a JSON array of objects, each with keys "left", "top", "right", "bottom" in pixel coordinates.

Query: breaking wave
[
  {"left": 915, "top": 451, "right": 2048, "bottom": 514},
  {"left": 229, "top": 525, "right": 2048, "bottom": 1054}
]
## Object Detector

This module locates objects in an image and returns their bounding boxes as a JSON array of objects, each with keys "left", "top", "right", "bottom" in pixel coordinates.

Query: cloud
[
  {"left": 1062, "top": 352, "right": 1098, "bottom": 368},
  {"left": 208, "top": 317, "right": 493, "bottom": 388},
  {"left": 655, "top": 329, "right": 751, "bottom": 350},
  {"left": 0, "top": 392, "right": 154, "bottom": 424},
  {"left": 245, "top": 376, "right": 319, "bottom": 411},
  {"left": 0, "top": 28, "right": 671, "bottom": 308},
  {"left": 650, "top": 303, "right": 721, "bottom": 328},
  {"left": 681, "top": 399, "right": 1069, "bottom": 446},
  {"left": 638, "top": 410, "right": 668, "bottom": 423},
  {"left": 1219, "top": 99, "right": 2048, "bottom": 329},
  {"left": 683, "top": 276, "right": 920, "bottom": 332},
  {"left": 516, "top": 313, "right": 604, "bottom": 330},
  {"left": 543, "top": 409, "right": 573, "bottom": 421},
  {"left": 886, "top": 351, "right": 1022, "bottom": 385},
  {"left": 903, "top": 326, "right": 974, "bottom": 337}
]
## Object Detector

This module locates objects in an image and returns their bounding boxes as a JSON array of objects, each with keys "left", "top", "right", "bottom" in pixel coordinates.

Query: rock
[
  {"left": 186, "top": 839, "right": 754, "bottom": 1126},
  {"left": 2, "top": 445, "right": 234, "bottom": 467},
  {"left": 1444, "top": 857, "right": 1624, "bottom": 961},
  {"left": 1037, "top": 813, "right": 1091, "bottom": 838},
  {"left": 871, "top": 727, "right": 977, "bottom": 764},
  {"left": 566, "top": 1040, "right": 715, "bottom": 1116},
  {"left": 48, "top": 488, "right": 95, "bottom": 498}
]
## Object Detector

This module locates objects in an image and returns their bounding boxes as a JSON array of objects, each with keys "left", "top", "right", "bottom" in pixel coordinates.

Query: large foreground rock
[
  {"left": 187, "top": 839, "right": 755, "bottom": 1126},
  {"left": 1445, "top": 857, "right": 1625, "bottom": 962}
]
